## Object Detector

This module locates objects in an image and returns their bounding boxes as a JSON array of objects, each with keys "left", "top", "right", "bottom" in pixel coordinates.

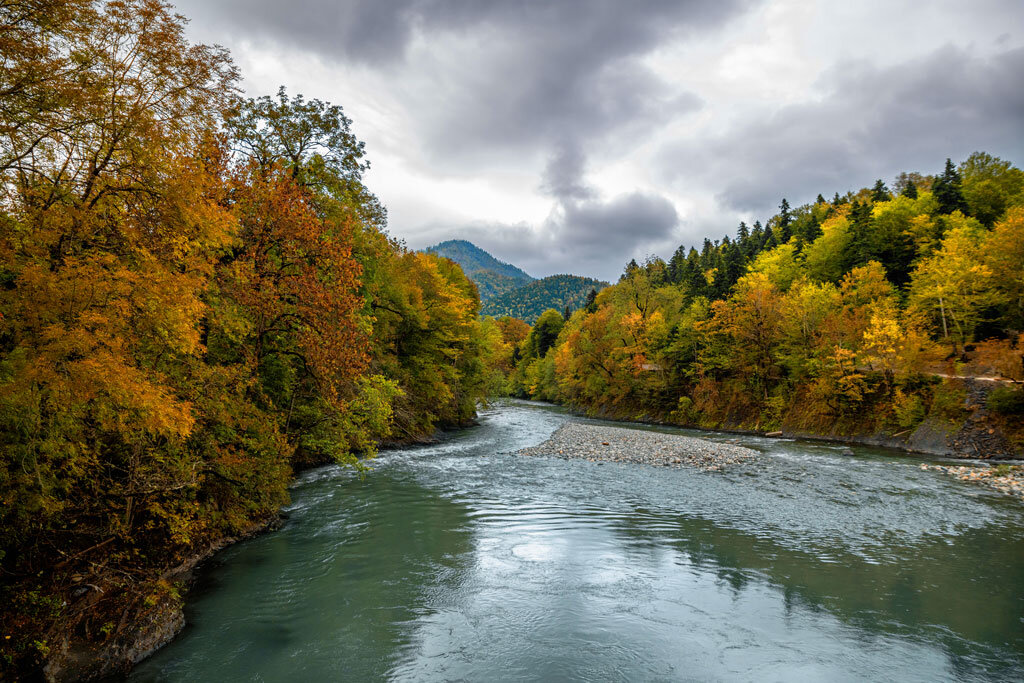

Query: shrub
[
  {"left": 988, "top": 386, "right": 1024, "bottom": 415},
  {"left": 893, "top": 389, "right": 926, "bottom": 429},
  {"left": 929, "top": 382, "right": 968, "bottom": 422}
]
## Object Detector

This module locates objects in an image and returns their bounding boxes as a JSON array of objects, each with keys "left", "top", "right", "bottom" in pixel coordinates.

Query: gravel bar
[
  {"left": 920, "top": 463, "right": 1024, "bottom": 501},
  {"left": 517, "top": 422, "right": 758, "bottom": 471}
]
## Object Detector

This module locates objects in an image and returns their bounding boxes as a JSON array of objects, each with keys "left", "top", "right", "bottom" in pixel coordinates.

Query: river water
[{"left": 130, "top": 401, "right": 1024, "bottom": 682}]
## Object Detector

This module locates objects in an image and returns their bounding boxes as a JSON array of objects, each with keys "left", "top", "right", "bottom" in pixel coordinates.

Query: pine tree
[
  {"left": 871, "top": 179, "right": 890, "bottom": 202},
  {"left": 846, "top": 200, "right": 874, "bottom": 269},
  {"left": 686, "top": 248, "right": 706, "bottom": 298},
  {"left": 901, "top": 180, "right": 918, "bottom": 199},
  {"left": 777, "top": 198, "right": 792, "bottom": 242},
  {"left": 668, "top": 245, "right": 687, "bottom": 284},
  {"left": 715, "top": 239, "right": 745, "bottom": 299},
  {"left": 584, "top": 287, "right": 598, "bottom": 313},
  {"left": 932, "top": 158, "right": 967, "bottom": 214},
  {"left": 816, "top": 193, "right": 826, "bottom": 205},
  {"left": 750, "top": 221, "right": 764, "bottom": 255}
]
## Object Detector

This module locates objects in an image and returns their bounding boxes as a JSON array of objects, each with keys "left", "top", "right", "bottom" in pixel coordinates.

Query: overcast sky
[{"left": 173, "top": 0, "right": 1024, "bottom": 281}]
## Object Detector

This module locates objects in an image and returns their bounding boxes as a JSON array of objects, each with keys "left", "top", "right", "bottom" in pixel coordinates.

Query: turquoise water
[{"left": 129, "top": 401, "right": 1024, "bottom": 681}]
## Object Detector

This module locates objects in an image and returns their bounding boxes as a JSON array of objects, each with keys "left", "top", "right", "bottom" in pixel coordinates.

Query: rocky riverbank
[
  {"left": 39, "top": 515, "right": 280, "bottom": 682},
  {"left": 920, "top": 463, "right": 1024, "bottom": 501},
  {"left": 517, "top": 422, "right": 758, "bottom": 471}
]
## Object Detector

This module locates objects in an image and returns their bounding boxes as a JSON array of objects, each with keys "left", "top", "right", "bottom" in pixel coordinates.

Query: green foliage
[
  {"left": 930, "top": 383, "right": 968, "bottom": 423},
  {"left": 506, "top": 152, "right": 1023, "bottom": 446},
  {"left": 482, "top": 274, "right": 609, "bottom": 322},
  {"left": 893, "top": 389, "right": 927, "bottom": 429},
  {"left": 988, "top": 386, "right": 1024, "bottom": 416}
]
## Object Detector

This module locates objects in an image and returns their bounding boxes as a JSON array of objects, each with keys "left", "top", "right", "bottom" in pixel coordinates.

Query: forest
[
  {"left": 481, "top": 274, "right": 608, "bottom": 323},
  {"left": 507, "top": 155, "right": 1024, "bottom": 448},
  {"left": 0, "top": 0, "right": 509, "bottom": 674}
]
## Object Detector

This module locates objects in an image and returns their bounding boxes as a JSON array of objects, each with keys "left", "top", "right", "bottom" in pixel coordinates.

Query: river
[{"left": 129, "top": 400, "right": 1024, "bottom": 681}]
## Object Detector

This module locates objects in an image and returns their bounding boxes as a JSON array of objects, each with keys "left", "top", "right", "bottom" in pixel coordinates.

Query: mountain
[
  {"left": 423, "top": 240, "right": 607, "bottom": 322},
  {"left": 482, "top": 274, "right": 609, "bottom": 323},
  {"left": 424, "top": 239, "right": 533, "bottom": 301}
]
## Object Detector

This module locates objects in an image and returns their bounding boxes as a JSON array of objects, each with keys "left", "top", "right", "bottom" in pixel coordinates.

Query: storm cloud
[
  {"left": 172, "top": 0, "right": 1024, "bottom": 280},
  {"left": 660, "top": 44, "right": 1024, "bottom": 216}
]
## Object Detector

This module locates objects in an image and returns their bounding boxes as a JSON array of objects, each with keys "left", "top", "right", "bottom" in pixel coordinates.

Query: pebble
[{"left": 517, "top": 422, "right": 758, "bottom": 472}]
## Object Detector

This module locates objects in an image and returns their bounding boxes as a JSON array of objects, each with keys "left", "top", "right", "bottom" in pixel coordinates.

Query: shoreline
[
  {"left": 39, "top": 426, "right": 468, "bottom": 682},
  {"left": 43, "top": 515, "right": 282, "bottom": 682},
  {"left": 537, "top": 398, "right": 1023, "bottom": 462}
]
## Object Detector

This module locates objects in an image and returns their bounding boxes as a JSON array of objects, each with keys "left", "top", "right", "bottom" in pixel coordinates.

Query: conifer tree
[
  {"left": 933, "top": 158, "right": 967, "bottom": 214},
  {"left": 871, "top": 179, "right": 890, "bottom": 202}
]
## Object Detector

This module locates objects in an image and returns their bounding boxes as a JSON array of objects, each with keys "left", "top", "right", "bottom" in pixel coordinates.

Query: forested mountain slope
[
  {"left": 482, "top": 274, "right": 609, "bottom": 323},
  {"left": 424, "top": 239, "right": 533, "bottom": 301}
]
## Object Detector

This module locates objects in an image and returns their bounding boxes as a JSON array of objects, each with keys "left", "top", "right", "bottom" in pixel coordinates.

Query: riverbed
[{"left": 129, "top": 400, "right": 1024, "bottom": 681}]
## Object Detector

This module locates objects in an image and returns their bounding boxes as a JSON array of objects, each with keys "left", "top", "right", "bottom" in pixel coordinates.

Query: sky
[{"left": 172, "top": 0, "right": 1024, "bottom": 282}]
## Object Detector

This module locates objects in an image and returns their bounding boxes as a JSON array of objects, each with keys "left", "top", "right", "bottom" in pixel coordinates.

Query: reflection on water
[{"left": 130, "top": 401, "right": 1024, "bottom": 682}]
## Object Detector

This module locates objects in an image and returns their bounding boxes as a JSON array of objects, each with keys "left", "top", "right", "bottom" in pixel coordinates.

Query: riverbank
[
  {"left": 920, "top": 463, "right": 1024, "bottom": 502},
  {"left": 517, "top": 422, "right": 758, "bottom": 471},
  {"left": 35, "top": 424, "right": 473, "bottom": 682},
  {"left": 39, "top": 516, "right": 281, "bottom": 682},
  {"left": 549, "top": 377, "right": 1022, "bottom": 461}
]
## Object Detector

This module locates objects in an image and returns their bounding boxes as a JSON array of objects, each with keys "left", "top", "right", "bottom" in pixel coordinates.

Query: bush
[
  {"left": 893, "top": 389, "right": 926, "bottom": 429},
  {"left": 670, "top": 396, "right": 699, "bottom": 424},
  {"left": 930, "top": 382, "right": 967, "bottom": 422},
  {"left": 988, "top": 386, "right": 1024, "bottom": 415}
]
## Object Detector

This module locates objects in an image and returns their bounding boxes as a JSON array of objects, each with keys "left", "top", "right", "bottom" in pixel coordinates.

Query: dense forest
[
  {"left": 508, "top": 154, "right": 1024, "bottom": 451},
  {"left": 0, "top": 0, "right": 509, "bottom": 675},
  {"left": 482, "top": 274, "right": 608, "bottom": 323}
]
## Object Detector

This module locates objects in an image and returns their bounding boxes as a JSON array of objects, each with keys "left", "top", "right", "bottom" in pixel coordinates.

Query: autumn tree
[
  {"left": 909, "top": 223, "right": 1004, "bottom": 353},
  {"left": 0, "top": 0, "right": 250, "bottom": 669}
]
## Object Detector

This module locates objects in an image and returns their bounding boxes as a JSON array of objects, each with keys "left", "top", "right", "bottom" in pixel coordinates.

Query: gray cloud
[
  {"left": 177, "top": 0, "right": 727, "bottom": 163},
  {"left": 660, "top": 45, "right": 1024, "bottom": 217},
  {"left": 414, "top": 188, "right": 679, "bottom": 281},
  {"left": 540, "top": 140, "right": 593, "bottom": 201}
]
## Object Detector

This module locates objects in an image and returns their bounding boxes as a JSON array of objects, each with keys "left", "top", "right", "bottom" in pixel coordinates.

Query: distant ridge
[
  {"left": 422, "top": 239, "right": 607, "bottom": 322},
  {"left": 426, "top": 240, "right": 531, "bottom": 279}
]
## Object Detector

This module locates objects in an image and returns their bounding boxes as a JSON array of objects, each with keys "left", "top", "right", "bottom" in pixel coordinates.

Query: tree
[
  {"left": 0, "top": 1, "right": 259, "bottom": 668},
  {"left": 959, "top": 152, "right": 1024, "bottom": 226},
  {"left": 871, "top": 179, "right": 890, "bottom": 202},
  {"left": 524, "top": 309, "right": 566, "bottom": 360},
  {"left": 706, "top": 273, "right": 785, "bottom": 398},
  {"left": 983, "top": 207, "right": 1024, "bottom": 329},
  {"left": 777, "top": 198, "right": 792, "bottom": 242},
  {"left": 932, "top": 158, "right": 968, "bottom": 215},
  {"left": 909, "top": 225, "right": 1005, "bottom": 353}
]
